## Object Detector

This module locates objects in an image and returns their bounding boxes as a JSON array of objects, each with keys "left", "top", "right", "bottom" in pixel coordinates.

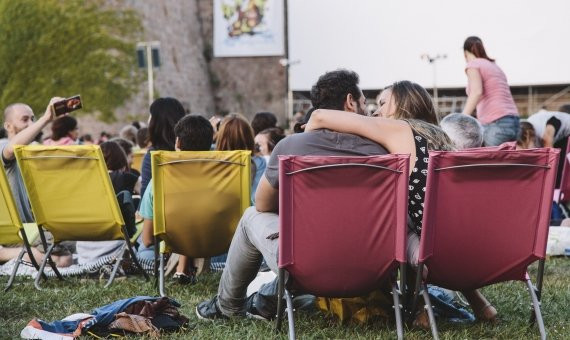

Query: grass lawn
[{"left": 1, "top": 258, "right": 569, "bottom": 339}]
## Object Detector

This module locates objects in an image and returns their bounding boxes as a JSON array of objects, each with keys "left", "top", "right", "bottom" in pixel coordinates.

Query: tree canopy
[{"left": 0, "top": 0, "right": 141, "bottom": 121}]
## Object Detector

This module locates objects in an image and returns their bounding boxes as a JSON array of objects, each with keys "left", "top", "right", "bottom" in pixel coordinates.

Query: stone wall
[
  {"left": 196, "top": 0, "right": 287, "bottom": 124},
  {"left": 77, "top": 0, "right": 287, "bottom": 136}
]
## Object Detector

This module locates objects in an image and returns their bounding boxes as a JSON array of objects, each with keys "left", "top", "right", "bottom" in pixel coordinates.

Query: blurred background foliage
[{"left": 0, "top": 0, "right": 142, "bottom": 122}]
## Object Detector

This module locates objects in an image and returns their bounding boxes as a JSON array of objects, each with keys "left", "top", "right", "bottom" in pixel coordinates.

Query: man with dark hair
[
  {"left": 310, "top": 69, "right": 367, "bottom": 115},
  {"left": 138, "top": 114, "right": 214, "bottom": 284},
  {"left": 174, "top": 115, "right": 214, "bottom": 151},
  {"left": 528, "top": 108, "right": 570, "bottom": 187},
  {"left": 251, "top": 112, "right": 278, "bottom": 135},
  {"left": 559, "top": 104, "right": 570, "bottom": 114},
  {"left": 196, "top": 69, "right": 387, "bottom": 320}
]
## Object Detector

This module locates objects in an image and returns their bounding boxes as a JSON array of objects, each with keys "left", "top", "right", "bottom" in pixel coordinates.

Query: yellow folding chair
[
  {"left": 14, "top": 145, "right": 149, "bottom": 289},
  {"left": 151, "top": 150, "right": 251, "bottom": 296},
  {"left": 0, "top": 165, "right": 44, "bottom": 291},
  {"left": 131, "top": 149, "right": 146, "bottom": 173}
]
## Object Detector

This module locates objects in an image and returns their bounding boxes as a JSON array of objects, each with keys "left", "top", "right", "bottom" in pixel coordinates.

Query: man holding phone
[{"left": 1, "top": 97, "right": 62, "bottom": 222}]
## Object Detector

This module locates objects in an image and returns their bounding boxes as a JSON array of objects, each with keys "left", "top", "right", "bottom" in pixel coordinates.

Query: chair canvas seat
[
  {"left": 151, "top": 150, "right": 251, "bottom": 296},
  {"left": 13, "top": 145, "right": 148, "bottom": 289},
  {"left": 15, "top": 145, "right": 124, "bottom": 242},
  {"left": 276, "top": 154, "right": 409, "bottom": 339},
  {"left": 413, "top": 148, "right": 558, "bottom": 340}
]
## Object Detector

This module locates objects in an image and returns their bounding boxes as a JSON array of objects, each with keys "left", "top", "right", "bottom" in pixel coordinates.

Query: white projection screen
[{"left": 288, "top": 0, "right": 570, "bottom": 90}]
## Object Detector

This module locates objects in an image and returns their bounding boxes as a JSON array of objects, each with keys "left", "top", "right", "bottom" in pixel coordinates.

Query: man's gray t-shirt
[
  {"left": 265, "top": 129, "right": 388, "bottom": 188},
  {"left": 0, "top": 140, "right": 34, "bottom": 223}
]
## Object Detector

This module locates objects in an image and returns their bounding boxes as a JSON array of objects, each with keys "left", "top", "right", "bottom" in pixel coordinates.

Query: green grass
[{"left": 1, "top": 259, "right": 569, "bottom": 339}]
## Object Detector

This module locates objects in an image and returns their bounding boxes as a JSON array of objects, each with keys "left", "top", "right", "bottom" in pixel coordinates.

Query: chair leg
[
  {"left": 20, "top": 229, "right": 41, "bottom": 272},
  {"left": 536, "top": 259, "right": 545, "bottom": 301},
  {"left": 159, "top": 252, "right": 166, "bottom": 297},
  {"left": 4, "top": 248, "right": 26, "bottom": 292},
  {"left": 34, "top": 243, "right": 56, "bottom": 290},
  {"left": 122, "top": 226, "right": 149, "bottom": 281},
  {"left": 46, "top": 254, "right": 63, "bottom": 281},
  {"left": 275, "top": 268, "right": 285, "bottom": 333},
  {"left": 37, "top": 227, "right": 63, "bottom": 280},
  {"left": 399, "top": 262, "right": 407, "bottom": 318},
  {"left": 421, "top": 284, "right": 439, "bottom": 340},
  {"left": 392, "top": 281, "right": 404, "bottom": 340},
  {"left": 153, "top": 237, "right": 160, "bottom": 287},
  {"left": 284, "top": 289, "right": 296, "bottom": 340},
  {"left": 526, "top": 279, "right": 547, "bottom": 340},
  {"left": 104, "top": 245, "right": 126, "bottom": 288},
  {"left": 408, "top": 263, "right": 424, "bottom": 322}
]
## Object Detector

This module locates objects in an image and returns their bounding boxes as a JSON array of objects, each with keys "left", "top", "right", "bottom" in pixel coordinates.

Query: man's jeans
[
  {"left": 482, "top": 115, "right": 520, "bottom": 146},
  {"left": 217, "top": 206, "right": 280, "bottom": 316}
]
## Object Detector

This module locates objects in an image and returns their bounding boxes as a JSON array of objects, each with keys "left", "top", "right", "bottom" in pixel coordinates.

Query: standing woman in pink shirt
[{"left": 462, "top": 36, "right": 520, "bottom": 146}]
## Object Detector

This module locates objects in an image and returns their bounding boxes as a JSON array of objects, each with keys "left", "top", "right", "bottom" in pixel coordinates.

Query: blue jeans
[
  {"left": 136, "top": 235, "right": 155, "bottom": 261},
  {"left": 482, "top": 115, "right": 520, "bottom": 146}
]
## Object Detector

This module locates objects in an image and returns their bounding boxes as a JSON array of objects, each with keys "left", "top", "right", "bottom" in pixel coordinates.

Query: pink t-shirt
[
  {"left": 465, "top": 58, "right": 518, "bottom": 125},
  {"left": 43, "top": 136, "right": 76, "bottom": 145}
]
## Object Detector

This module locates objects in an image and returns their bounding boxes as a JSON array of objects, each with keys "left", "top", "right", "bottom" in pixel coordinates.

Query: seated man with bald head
[
  {"left": 1, "top": 99, "right": 61, "bottom": 222},
  {"left": 0, "top": 98, "right": 72, "bottom": 266}
]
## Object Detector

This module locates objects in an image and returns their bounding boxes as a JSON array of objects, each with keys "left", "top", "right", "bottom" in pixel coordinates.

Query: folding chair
[
  {"left": 151, "top": 150, "right": 251, "bottom": 296},
  {"left": 0, "top": 166, "right": 44, "bottom": 291},
  {"left": 14, "top": 145, "right": 149, "bottom": 289},
  {"left": 411, "top": 148, "right": 559, "bottom": 340},
  {"left": 275, "top": 154, "right": 410, "bottom": 340}
]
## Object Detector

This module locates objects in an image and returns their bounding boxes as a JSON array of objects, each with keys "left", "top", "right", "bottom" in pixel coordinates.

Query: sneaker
[
  {"left": 173, "top": 272, "right": 197, "bottom": 285},
  {"left": 196, "top": 296, "right": 228, "bottom": 321},
  {"left": 245, "top": 294, "right": 274, "bottom": 321}
]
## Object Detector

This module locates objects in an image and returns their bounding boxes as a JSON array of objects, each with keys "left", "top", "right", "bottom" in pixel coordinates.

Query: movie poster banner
[{"left": 214, "top": 0, "right": 285, "bottom": 57}]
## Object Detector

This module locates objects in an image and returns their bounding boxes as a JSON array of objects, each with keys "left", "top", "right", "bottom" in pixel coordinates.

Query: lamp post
[
  {"left": 421, "top": 53, "right": 447, "bottom": 107},
  {"left": 279, "top": 58, "right": 300, "bottom": 123},
  {"left": 137, "top": 41, "right": 161, "bottom": 107}
]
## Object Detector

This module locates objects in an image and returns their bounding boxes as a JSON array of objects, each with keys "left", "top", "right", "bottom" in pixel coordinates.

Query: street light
[
  {"left": 421, "top": 53, "right": 447, "bottom": 107},
  {"left": 137, "top": 41, "right": 161, "bottom": 107},
  {"left": 279, "top": 58, "right": 300, "bottom": 123}
]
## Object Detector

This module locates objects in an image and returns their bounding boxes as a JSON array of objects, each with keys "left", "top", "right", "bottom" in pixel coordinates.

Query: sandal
[{"left": 172, "top": 272, "right": 197, "bottom": 285}]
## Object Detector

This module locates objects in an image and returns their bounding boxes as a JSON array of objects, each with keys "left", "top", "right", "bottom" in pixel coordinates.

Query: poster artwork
[{"left": 214, "top": 0, "right": 285, "bottom": 57}]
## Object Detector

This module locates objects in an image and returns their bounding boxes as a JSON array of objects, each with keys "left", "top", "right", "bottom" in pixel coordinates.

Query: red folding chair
[
  {"left": 275, "top": 154, "right": 410, "bottom": 340},
  {"left": 411, "top": 148, "right": 559, "bottom": 340}
]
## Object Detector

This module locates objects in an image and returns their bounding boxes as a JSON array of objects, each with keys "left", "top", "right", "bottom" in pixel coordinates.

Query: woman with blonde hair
[
  {"left": 216, "top": 114, "right": 266, "bottom": 203},
  {"left": 306, "top": 80, "right": 497, "bottom": 326}
]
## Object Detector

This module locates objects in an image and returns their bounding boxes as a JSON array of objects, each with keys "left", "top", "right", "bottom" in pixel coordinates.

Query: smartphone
[{"left": 52, "top": 95, "right": 82, "bottom": 116}]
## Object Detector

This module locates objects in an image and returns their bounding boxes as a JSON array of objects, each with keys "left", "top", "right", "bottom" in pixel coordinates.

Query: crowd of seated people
[{"left": 0, "top": 63, "right": 568, "bottom": 334}]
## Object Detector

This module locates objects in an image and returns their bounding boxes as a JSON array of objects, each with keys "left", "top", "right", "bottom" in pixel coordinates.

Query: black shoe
[
  {"left": 173, "top": 272, "right": 197, "bottom": 285},
  {"left": 245, "top": 293, "right": 274, "bottom": 321},
  {"left": 196, "top": 296, "right": 228, "bottom": 321}
]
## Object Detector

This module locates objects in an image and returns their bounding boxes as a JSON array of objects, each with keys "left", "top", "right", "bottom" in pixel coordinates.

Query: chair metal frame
[
  {"left": 0, "top": 161, "right": 46, "bottom": 291},
  {"left": 409, "top": 150, "right": 558, "bottom": 340},
  {"left": 274, "top": 155, "right": 410, "bottom": 340},
  {"left": 14, "top": 146, "right": 148, "bottom": 290}
]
